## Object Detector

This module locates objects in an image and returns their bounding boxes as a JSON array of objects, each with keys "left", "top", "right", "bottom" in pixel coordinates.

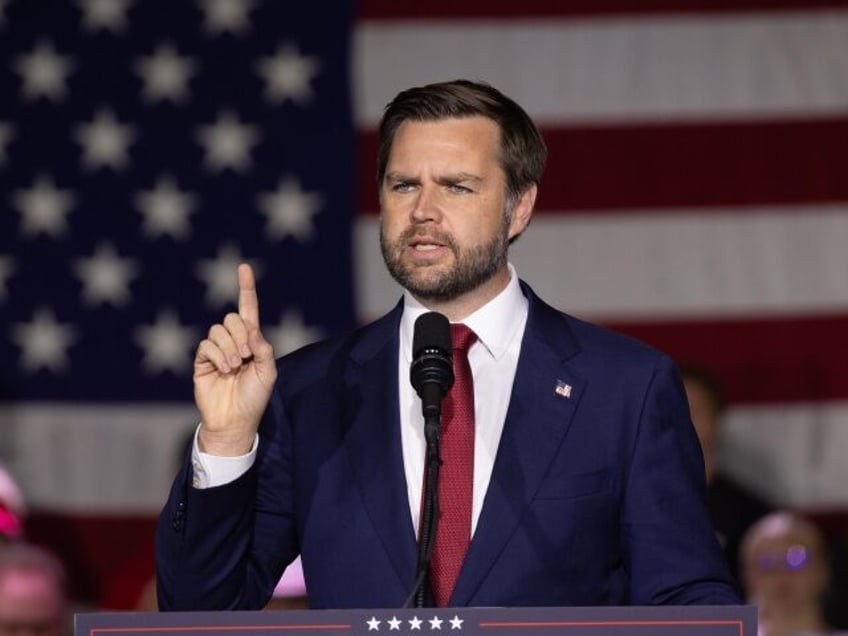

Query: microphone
[
  {"left": 410, "top": 312, "right": 454, "bottom": 419},
  {"left": 407, "top": 311, "right": 454, "bottom": 608}
]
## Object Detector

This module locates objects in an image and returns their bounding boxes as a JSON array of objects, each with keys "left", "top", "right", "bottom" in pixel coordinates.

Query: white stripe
[
  {"left": 354, "top": 11, "right": 848, "bottom": 126},
  {"left": 721, "top": 400, "right": 848, "bottom": 507},
  {"left": 0, "top": 404, "right": 197, "bottom": 513},
  {"left": 2, "top": 401, "right": 847, "bottom": 511},
  {"left": 355, "top": 204, "right": 848, "bottom": 320}
]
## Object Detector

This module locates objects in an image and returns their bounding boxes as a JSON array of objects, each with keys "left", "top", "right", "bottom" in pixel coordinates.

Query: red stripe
[
  {"left": 603, "top": 313, "right": 848, "bottom": 404},
  {"left": 358, "top": 118, "right": 848, "bottom": 213},
  {"left": 359, "top": 0, "right": 848, "bottom": 20},
  {"left": 27, "top": 512, "right": 156, "bottom": 609}
]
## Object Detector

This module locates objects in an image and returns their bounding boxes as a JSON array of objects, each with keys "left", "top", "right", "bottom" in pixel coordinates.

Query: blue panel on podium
[{"left": 76, "top": 605, "right": 756, "bottom": 636}]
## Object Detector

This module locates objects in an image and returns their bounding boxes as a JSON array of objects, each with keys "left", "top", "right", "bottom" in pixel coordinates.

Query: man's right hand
[{"left": 194, "top": 263, "right": 277, "bottom": 456}]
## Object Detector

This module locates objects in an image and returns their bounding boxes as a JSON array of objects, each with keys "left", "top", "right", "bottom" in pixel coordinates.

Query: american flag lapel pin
[{"left": 554, "top": 380, "right": 572, "bottom": 398}]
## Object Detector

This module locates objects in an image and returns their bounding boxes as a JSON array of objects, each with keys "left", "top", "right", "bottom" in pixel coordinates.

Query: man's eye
[
  {"left": 448, "top": 184, "right": 471, "bottom": 194},
  {"left": 392, "top": 182, "right": 414, "bottom": 192}
]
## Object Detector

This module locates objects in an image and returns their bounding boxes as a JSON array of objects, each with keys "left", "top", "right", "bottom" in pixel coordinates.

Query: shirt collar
[{"left": 400, "top": 263, "right": 528, "bottom": 363}]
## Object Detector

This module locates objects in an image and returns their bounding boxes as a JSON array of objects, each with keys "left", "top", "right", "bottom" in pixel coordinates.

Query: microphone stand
[{"left": 412, "top": 413, "right": 441, "bottom": 608}]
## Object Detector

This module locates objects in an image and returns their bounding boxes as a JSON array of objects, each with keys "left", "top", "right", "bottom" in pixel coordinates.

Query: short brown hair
[{"left": 377, "top": 80, "right": 547, "bottom": 206}]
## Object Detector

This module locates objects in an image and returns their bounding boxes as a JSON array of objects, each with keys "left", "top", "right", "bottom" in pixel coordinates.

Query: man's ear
[{"left": 508, "top": 184, "right": 537, "bottom": 241}]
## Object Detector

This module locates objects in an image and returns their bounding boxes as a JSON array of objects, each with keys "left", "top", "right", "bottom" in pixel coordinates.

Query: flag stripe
[
  {"left": 360, "top": 1, "right": 848, "bottom": 20},
  {"left": 2, "top": 400, "right": 845, "bottom": 512},
  {"left": 354, "top": 12, "right": 848, "bottom": 127},
  {"left": 723, "top": 401, "right": 848, "bottom": 506},
  {"left": 355, "top": 209, "right": 848, "bottom": 321},
  {"left": 610, "top": 316, "right": 848, "bottom": 404},
  {"left": 358, "top": 119, "right": 848, "bottom": 213}
]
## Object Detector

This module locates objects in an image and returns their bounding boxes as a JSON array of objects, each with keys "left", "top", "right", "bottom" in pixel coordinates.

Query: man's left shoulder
[{"left": 525, "top": 284, "right": 671, "bottom": 370}]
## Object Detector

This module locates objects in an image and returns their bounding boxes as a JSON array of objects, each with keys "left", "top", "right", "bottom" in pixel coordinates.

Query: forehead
[
  {"left": 388, "top": 116, "right": 501, "bottom": 165},
  {"left": 749, "top": 527, "right": 820, "bottom": 556}
]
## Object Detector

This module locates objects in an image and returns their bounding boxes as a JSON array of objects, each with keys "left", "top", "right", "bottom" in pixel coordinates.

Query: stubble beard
[{"left": 380, "top": 216, "right": 511, "bottom": 304}]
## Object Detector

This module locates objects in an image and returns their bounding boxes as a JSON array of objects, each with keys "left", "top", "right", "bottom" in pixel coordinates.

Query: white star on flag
[
  {"left": 429, "top": 617, "right": 443, "bottom": 630},
  {"left": 196, "top": 110, "right": 259, "bottom": 173},
  {"left": 408, "top": 617, "right": 423, "bottom": 630},
  {"left": 134, "top": 176, "right": 197, "bottom": 240},
  {"left": 195, "top": 244, "right": 255, "bottom": 308},
  {"left": 449, "top": 616, "right": 464, "bottom": 630},
  {"left": 255, "top": 43, "right": 320, "bottom": 105},
  {"left": 135, "top": 42, "right": 197, "bottom": 104},
  {"left": 73, "top": 243, "right": 139, "bottom": 308},
  {"left": 199, "top": 0, "right": 255, "bottom": 35},
  {"left": 134, "top": 310, "right": 197, "bottom": 375},
  {"left": 13, "top": 39, "right": 74, "bottom": 101},
  {"left": 77, "top": 0, "right": 132, "bottom": 33},
  {"left": 11, "top": 308, "right": 79, "bottom": 374},
  {"left": 0, "top": 121, "right": 15, "bottom": 164},
  {"left": 13, "top": 174, "right": 75, "bottom": 238},
  {"left": 387, "top": 617, "right": 402, "bottom": 631},
  {"left": 266, "top": 309, "right": 323, "bottom": 356},
  {"left": 258, "top": 176, "right": 322, "bottom": 242},
  {"left": 74, "top": 108, "right": 137, "bottom": 171},
  {"left": 366, "top": 617, "right": 381, "bottom": 631},
  {"left": 0, "top": 256, "right": 16, "bottom": 302}
]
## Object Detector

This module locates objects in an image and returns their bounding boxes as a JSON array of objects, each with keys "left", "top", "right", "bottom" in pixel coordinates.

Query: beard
[{"left": 380, "top": 215, "right": 511, "bottom": 303}]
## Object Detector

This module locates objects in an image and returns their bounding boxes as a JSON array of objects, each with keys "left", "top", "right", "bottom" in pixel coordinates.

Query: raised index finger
[{"left": 237, "top": 263, "right": 260, "bottom": 326}]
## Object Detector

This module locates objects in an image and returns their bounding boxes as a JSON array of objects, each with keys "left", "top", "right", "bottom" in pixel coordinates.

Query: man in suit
[{"left": 156, "top": 80, "right": 740, "bottom": 610}]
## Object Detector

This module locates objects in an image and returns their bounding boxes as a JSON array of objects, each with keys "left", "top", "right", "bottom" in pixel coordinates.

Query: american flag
[
  {"left": 0, "top": 0, "right": 355, "bottom": 607},
  {"left": 2, "top": 0, "right": 848, "bottom": 609}
]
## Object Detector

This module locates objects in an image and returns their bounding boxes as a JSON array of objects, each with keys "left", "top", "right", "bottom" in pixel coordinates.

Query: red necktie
[{"left": 430, "top": 323, "right": 477, "bottom": 607}]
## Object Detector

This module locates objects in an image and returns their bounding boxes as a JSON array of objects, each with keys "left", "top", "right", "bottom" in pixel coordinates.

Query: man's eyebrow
[
  {"left": 384, "top": 171, "right": 416, "bottom": 182},
  {"left": 436, "top": 173, "right": 483, "bottom": 184}
]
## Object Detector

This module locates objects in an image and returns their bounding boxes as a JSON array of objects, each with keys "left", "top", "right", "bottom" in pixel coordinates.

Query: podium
[{"left": 76, "top": 605, "right": 756, "bottom": 636}]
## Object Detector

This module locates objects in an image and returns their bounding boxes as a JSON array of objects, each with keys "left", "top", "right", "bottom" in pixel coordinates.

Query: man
[
  {"left": 157, "top": 80, "right": 740, "bottom": 609},
  {"left": 0, "top": 544, "right": 68, "bottom": 636},
  {"left": 681, "top": 366, "right": 771, "bottom": 582}
]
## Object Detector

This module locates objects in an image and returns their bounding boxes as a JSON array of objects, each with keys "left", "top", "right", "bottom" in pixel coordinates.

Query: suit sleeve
[
  {"left": 155, "top": 389, "right": 298, "bottom": 610},
  {"left": 621, "top": 355, "right": 742, "bottom": 604}
]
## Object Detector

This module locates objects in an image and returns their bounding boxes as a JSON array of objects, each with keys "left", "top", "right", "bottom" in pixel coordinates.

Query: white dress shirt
[
  {"left": 193, "top": 264, "right": 529, "bottom": 541},
  {"left": 399, "top": 264, "right": 528, "bottom": 536}
]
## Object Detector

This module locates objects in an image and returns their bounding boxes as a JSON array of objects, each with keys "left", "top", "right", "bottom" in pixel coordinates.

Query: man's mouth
[
  {"left": 412, "top": 242, "right": 441, "bottom": 251},
  {"left": 409, "top": 236, "right": 446, "bottom": 252}
]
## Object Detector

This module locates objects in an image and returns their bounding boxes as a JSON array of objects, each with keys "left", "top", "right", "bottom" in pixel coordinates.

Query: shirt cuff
[{"left": 190, "top": 424, "right": 258, "bottom": 489}]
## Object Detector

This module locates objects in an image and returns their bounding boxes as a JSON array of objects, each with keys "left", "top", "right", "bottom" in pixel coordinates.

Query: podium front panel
[{"left": 76, "top": 605, "right": 756, "bottom": 636}]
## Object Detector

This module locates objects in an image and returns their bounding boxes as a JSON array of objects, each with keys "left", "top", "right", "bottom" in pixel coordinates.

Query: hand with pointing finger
[{"left": 194, "top": 263, "right": 277, "bottom": 456}]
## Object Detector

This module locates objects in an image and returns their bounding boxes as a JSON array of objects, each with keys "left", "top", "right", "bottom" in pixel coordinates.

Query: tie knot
[{"left": 450, "top": 323, "right": 477, "bottom": 353}]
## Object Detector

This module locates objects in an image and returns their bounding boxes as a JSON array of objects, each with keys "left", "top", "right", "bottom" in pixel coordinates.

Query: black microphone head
[
  {"left": 410, "top": 312, "right": 454, "bottom": 417},
  {"left": 412, "top": 312, "right": 452, "bottom": 359}
]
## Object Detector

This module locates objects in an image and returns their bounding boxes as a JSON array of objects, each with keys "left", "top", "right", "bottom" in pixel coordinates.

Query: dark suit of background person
[{"left": 156, "top": 80, "right": 741, "bottom": 610}]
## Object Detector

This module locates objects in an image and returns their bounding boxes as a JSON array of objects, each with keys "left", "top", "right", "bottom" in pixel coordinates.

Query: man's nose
[{"left": 410, "top": 185, "right": 442, "bottom": 223}]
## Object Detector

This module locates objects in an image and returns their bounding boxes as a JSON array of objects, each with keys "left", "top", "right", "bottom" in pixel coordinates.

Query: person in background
[
  {"left": 0, "top": 543, "right": 68, "bottom": 636},
  {"left": 740, "top": 511, "right": 843, "bottom": 636},
  {"left": 264, "top": 556, "right": 308, "bottom": 610},
  {"left": 681, "top": 365, "right": 771, "bottom": 582},
  {"left": 0, "top": 465, "right": 26, "bottom": 548}
]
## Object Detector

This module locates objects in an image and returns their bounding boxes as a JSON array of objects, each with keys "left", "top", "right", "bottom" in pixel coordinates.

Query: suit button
[{"left": 172, "top": 501, "right": 185, "bottom": 531}]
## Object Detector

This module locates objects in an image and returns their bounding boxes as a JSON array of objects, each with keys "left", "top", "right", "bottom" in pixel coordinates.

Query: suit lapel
[
  {"left": 342, "top": 305, "right": 419, "bottom": 592},
  {"left": 451, "top": 285, "right": 586, "bottom": 605}
]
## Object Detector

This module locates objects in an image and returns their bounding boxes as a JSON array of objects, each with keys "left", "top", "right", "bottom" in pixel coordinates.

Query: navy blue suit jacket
[{"left": 156, "top": 283, "right": 740, "bottom": 609}]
